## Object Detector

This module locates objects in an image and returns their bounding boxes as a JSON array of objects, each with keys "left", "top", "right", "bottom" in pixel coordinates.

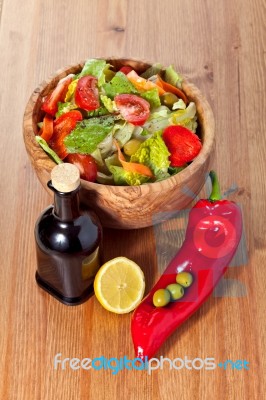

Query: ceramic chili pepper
[{"left": 131, "top": 171, "right": 243, "bottom": 360}]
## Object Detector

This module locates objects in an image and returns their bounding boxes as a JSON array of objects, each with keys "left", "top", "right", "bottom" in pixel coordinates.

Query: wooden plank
[{"left": 0, "top": 0, "right": 265, "bottom": 399}]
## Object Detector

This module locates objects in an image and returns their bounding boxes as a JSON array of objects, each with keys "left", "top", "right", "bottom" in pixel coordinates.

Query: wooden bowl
[{"left": 23, "top": 58, "right": 215, "bottom": 229}]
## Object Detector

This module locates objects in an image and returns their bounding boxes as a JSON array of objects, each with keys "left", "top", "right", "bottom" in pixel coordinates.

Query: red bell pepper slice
[
  {"left": 41, "top": 76, "right": 72, "bottom": 116},
  {"left": 131, "top": 171, "right": 243, "bottom": 360},
  {"left": 49, "top": 111, "right": 83, "bottom": 160},
  {"left": 40, "top": 114, "right": 54, "bottom": 142}
]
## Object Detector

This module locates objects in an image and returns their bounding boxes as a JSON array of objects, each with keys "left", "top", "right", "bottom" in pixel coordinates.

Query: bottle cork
[{"left": 51, "top": 163, "right": 80, "bottom": 193}]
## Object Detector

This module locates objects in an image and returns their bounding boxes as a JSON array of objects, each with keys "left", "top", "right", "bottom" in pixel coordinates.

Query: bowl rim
[{"left": 23, "top": 57, "right": 215, "bottom": 193}]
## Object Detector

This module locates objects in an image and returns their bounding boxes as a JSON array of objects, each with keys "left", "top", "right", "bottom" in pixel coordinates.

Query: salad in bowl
[{"left": 36, "top": 58, "right": 202, "bottom": 186}]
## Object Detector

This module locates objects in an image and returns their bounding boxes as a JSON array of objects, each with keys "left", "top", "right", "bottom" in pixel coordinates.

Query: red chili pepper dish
[{"left": 131, "top": 171, "right": 243, "bottom": 360}]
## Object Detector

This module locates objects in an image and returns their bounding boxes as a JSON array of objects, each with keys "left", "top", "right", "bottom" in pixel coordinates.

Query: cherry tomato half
[
  {"left": 75, "top": 76, "right": 100, "bottom": 111},
  {"left": 65, "top": 154, "right": 98, "bottom": 182},
  {"left": 162, "top": 125, "right": 202, "bottom": 167},
  {"left": 49, "top": 111, "right": 83, "bottom": 160},
  {"left": 114, "top": 94, "right": 150, "bottom": 126},
  {"left": 41, "top": 76, "right": 72, "bottom": 116}
]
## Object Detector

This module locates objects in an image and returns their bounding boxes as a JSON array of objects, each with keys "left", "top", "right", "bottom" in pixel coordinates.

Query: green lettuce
[
  {"left": 56, "top": 102, "right": 77, "bottom": 118},
  {"left": 108, "top": 166, "right": 150, "bottom": 186},
  {"left": 170, "top": 102, "right": 198, "bottom": 132},
  {"left": 100, "top": 95, "right": 118, "bottom": 113},
  {"left": 140, "top": 63, "right": 163, "bottom": 79},
  {"left": 105, "top": 153, "right": 121, "bottom": 171},
  {"left": 113, "top": 122, "right": 135, "bottom": 147},
  {"left": 87, "top": 106, "right": 109, "bottom": 117},
  {"left": 144, "top": 102, "right": 198, "bottom": 134},
  {"left": 103, "top": 72, "right": 138, "bottom": 98},
  {"left": 143, "top": 106, "right": 170, "bottom": 133},
  {"left": 35, "top": 136, "right": 63, "bottom": 164},
  {"left": 64, "top": 116, "right": 115, "bottom": 154},
  {"left": 130, "top": 131, "right": 170, "bottom": 179},
  {"left": 96, "top": 172, "right": 114, "bottom": 185},
  {"left": 164, "top": 65, "right": 183, "bottom": 88},
  {"left": 140, "top": 88, "right": 161, "bottom": 109},
  {"left": 79, "top": 59, "right": 108, "bottom": 87},
  {"left": 172, "top": 99, "right": 186, "bottom": 110}
]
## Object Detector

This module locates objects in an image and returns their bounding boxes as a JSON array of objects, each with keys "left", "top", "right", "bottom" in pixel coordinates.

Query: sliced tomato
[
  {"left": 40, "top": 114, "right": 54, "bottom": 142},
  {"left": 41, "top": 76, "right": 72, "bottom": 116},
  {"left": 65, "top": 154, "right": 98, "bottom": 182},
  {"left": 49, "top": 111, "right": 83, "bottom": 160},
  {"left": 114, "top": 94, "right": 150, "bottom": 126},
  {"left": 75, "top": 76, "right": 100, "bottom": 111},
  {"left": 119, "top": 66, "right": 133, "bottom": 75},
  {"left": 162, "top": 125, "right": 202, "bottom": 167}
]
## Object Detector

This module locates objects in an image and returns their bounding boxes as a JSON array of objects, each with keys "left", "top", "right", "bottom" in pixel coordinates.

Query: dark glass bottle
[{"left": 35, "top": 163, "right": 102, "bottom": 305}]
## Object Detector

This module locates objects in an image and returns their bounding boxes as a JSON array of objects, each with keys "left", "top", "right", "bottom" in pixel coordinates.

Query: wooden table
[{"left": 0, "top": 0, "right": 265, "bottom": 399}]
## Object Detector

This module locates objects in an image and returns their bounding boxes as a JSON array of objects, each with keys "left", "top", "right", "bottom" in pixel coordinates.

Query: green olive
[
  {"left": 123, "top": 139, "right": 142, "bottom": 156},
  {"left": 105, "top": 69, "right": 116, "bottom": 82},
  {"left": 153, "top": 289, "right": 171, "bottom": 307},
  {"left": 160, "top": 92, "right": 178, "bottom": 108},
  {"left": 166, "top": 283, "right": 184, "bottom": 301},
  {"left": 176, "top": 272, "right": 193, "bottom": 288}
]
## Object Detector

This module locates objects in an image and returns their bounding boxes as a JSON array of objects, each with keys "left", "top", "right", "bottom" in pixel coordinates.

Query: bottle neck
[{"left": 48, "top": 181, "right": 81, "bottom": 221}]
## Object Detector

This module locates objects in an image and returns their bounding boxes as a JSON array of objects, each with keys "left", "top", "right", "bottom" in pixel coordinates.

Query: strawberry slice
[{"left": 163, "top": 125, "right": 202, "bottom": 167}]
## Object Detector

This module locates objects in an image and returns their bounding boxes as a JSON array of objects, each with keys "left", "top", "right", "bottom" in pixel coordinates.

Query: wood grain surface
[{"left": 0, "top": 0, "right": 265, "bottom": 399}]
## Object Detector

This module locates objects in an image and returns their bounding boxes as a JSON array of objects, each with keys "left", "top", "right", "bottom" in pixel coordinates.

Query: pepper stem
[{"left": 209, "top": 170, "right": 222, "bottom": 201}]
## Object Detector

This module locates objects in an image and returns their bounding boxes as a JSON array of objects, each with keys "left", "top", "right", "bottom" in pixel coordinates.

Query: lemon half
[{"left": 94, "top": 257, "right": 145, "bottom": 314}]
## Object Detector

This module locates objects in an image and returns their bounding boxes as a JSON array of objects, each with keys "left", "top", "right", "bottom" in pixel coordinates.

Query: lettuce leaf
[
  {"left": 91, "top": 148, "right": 105, "bottom": 166},
  {"left": 87, "top": 106, "right": 109, "bottom": 117},
  {"left": 170, "top": 102, "right": 198, "bottom": 132},
  {"left": 35, "top": 136, "right": 63, "bottom": 164},
  {"left": 103, "top": 72, "right": 138, "bottom": 98},
  {"left": 96, "top": 172, "right": 114, "bottom": 185},
  {"left": 164, "top": 65, "right": 183, "bottom": 89},
  {"left": 172, "top": 99, "right": 186, "bottom": 110},
  {"left": 140, "top": 88, "right": 161, "bottom": 109},
  {"left": 64, "top": 116, "right": 115, "bottom": 154},
  {"left": 56, "top": 102, "right": 78, "bottom": 118},
  {"left": 132, "top": 126, "right": 151, "bottom": 141},
  {"left": 130, "top": 131, "right": 170, "bottom": 178},
  {"left": 140, "top": 63, "right": 163, "bottom": 79},
  {"left": 113, "top": 122, "right": 135, "bottom": 147},
  {"left": 144, "top": 102, "right": 198, "bottom": 134},
  {"left": 100, "top": 95, "right": 118, "bottom": 113},
  {"left": 97, "top": 132, "right": 114, "bottom": 158},
  {"left": 108, "top": 166, "right": 150, "bottom": 186},
  {"left": 105, "top": 153, "right": 121, "bottom": 171},
  {"left": 143, "top": 106, "right": 170, "bottom": 133},
  {"left": 79, "top": 59, "right": 108, "bottom": 87}
]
